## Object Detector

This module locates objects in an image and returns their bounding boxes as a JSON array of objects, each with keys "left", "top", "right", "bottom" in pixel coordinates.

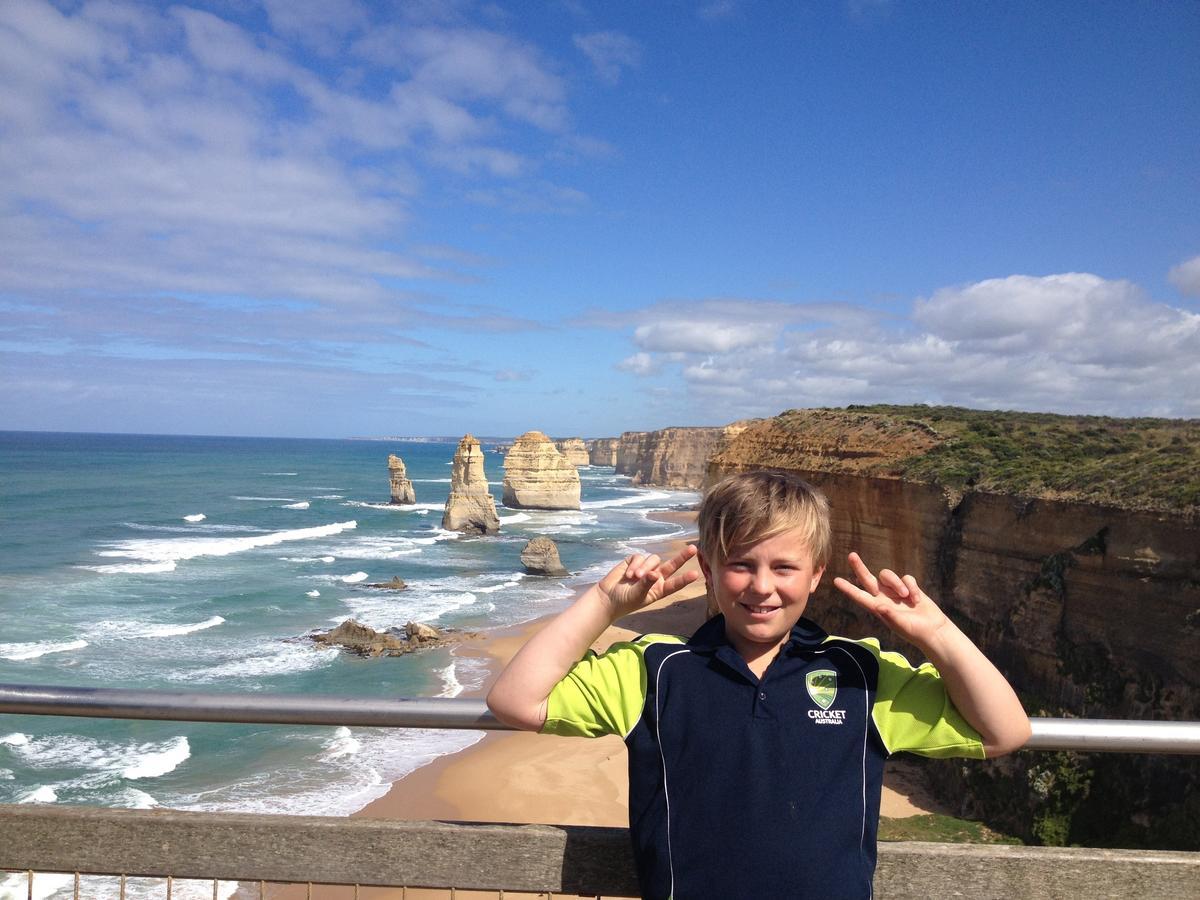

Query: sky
[{"left": 2, "top": 0, "right": 1198, "bottom": 439}]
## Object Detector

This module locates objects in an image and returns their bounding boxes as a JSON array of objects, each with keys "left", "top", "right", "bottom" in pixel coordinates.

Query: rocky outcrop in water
[
  {"left": 442, "top": 434, "right": 500, "bottom": 534},
  {"left": 311, "top": 619, "right": 456, "bottom": 657},
  {"left": 520, "top": 536, "right": 568, "bottom": 576},
  {"left": 502, "top": 431, "right": 581, "bottom": 510},
  {"left": 554, "top": 437, "right": 590, "bottom": 467},
  {"left": 587, "top": 437, "right": 619, "bottom": 466},
  {"left": 364, "top": 576, "right": 407, "bottom": 591},
  {"left": 388, "top": 454, "right": 416, "bottom": 505}
]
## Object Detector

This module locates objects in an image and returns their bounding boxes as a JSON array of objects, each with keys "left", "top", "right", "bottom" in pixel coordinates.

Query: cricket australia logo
[{"left": 805, "top": 669, "right": 846, "bottom": 725}]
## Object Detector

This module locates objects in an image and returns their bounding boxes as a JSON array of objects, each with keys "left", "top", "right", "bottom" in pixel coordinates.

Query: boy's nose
[{"left": 751, "top": 569, "right": 774, "bottom": 596}]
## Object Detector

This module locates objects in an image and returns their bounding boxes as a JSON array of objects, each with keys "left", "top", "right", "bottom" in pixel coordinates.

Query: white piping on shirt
[{"left": 654, "top": 647, "right": 694, "bottom": 900}]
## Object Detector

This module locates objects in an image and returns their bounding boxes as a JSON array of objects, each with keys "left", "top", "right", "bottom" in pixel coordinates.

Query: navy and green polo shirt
[{"left": 543, "top": 614, "right": 984, "bottom": 900}]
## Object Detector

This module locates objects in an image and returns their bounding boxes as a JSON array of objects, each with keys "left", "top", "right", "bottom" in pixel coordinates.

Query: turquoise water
[{"left": 0, "top": 432, "right": 697, "bottom": 898}]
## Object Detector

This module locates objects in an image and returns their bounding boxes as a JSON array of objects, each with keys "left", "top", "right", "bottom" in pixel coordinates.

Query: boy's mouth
[{"left": 740, "top": 603, "right": 778, "bottom": 616}]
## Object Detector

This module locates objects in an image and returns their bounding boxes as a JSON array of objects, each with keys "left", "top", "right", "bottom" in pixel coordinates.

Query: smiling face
[{"left": 699, "top": 527, "right": 826, "bottom": 672}]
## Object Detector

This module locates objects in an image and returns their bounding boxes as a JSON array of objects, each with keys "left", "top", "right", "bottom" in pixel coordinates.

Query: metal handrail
[{"left": 2, "top": 682, "right": 1200, "bottom": 753}]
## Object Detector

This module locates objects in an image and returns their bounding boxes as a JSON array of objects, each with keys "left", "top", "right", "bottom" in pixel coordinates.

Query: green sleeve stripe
[
  {"left": 542, "top": 633, "right": 685, "bottom": 739},
  {"left": 838, "top": 636, "right": 985, "bottom": 760}
]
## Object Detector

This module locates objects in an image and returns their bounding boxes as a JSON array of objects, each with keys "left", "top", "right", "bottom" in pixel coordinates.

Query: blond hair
[{"left": 698, "top": 470, "right": 831, "bottom": 569}]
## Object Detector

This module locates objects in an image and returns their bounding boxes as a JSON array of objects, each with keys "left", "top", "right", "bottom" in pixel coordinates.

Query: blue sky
[{"left": 2, "top": 0, "right": 1198, "bottom": 438}]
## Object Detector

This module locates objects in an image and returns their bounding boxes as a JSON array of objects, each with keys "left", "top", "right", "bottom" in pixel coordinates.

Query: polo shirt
[{"left": 543, "top": 614, "right": 984, "bottom": 900}]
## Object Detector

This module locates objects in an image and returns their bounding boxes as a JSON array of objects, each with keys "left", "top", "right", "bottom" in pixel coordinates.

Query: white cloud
[
  {"left": 1169, "top": 255, "right": 1200, "bottom": 297},
  {"left": 617, "top": 352, "right": 660, "bottom": 375},
  {"left": 0, "top": 0, "right": 591, "bottom": 372},
  {"left": 634, "top": 321, "right": 766, "bottom": 353},
  {"left": 573, "top": 31, "right": 642, "bottom": 85},
  {"left": 615, "top": 274, "right": 1200, "bottom": 418}
]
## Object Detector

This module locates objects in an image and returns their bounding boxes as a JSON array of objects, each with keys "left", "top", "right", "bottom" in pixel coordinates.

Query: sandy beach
[{"left": 269, "top": 515, "right": 946, "bottom": 899}]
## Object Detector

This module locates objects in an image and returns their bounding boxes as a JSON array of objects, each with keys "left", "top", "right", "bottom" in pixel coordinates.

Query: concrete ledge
[
  {"left": 876, "top": 841, "right": 1200, "bottom": 899},
  {"left": 2, "top": 805, "right": 1198, "bottom": 898}
]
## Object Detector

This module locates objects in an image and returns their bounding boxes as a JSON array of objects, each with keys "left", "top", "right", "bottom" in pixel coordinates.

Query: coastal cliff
[
  {"left": 706, "top": 406, "right": 1200, "bottom": 848},
  {"left": 553, "top": 437, "right": 590, "bottom": 467},
  {"left": 387, "top": 454, "right": 416, "bottom": 505},
  {"left": 612, "top": 423, "right": 756, "bottom": 488},
  {"left": 587, "top": 437, "right": 619, "bottom": 466},
  {"left": 502, "top": 431, "right": 581, "bottom": 510},
  {"left": 441, "top": 435, "right": 500, "bottom": 534}
]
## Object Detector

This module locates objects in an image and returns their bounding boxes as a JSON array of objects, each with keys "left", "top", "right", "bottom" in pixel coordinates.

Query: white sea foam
[
  {"left": 321, "top": 726, "right": 362, "bottom": 760},
  {"left": 1, "top": 733, "right": 30, "bottom": 746},
  {"left": 85, "top": 560, "right": 179, "bottom": 574},
  {"left": 143, "top": 616, "right": 224, "bottom": 637},
  {"left": 233, "top": 495, "right": 295, "bottom": 501},
  {"left": 19, "top": 785, "right": 57, "bottom": 803},
  {"left": 183, "top": 513, "right": 206, "bottom": 522},
  {"left": 120, "top": 787, "right": 160, "bottom": 809},
  {"left": 411, "top": 477, "right": 451, "bottom": 483},
  {"left": 5, "top": 733, "right": 192, "bottom": 782},
  {"left": 498, "top": 511, "right": 532, "bottom": 524},
  {"left": 330, "top": 537, "right": 424, "bottom": 560},
  {"left": 122, "top": 736, "right": 190, "bottom": 779},
  {"left": 173, "top": 644, "right": 340, "bottom": 683},
  {"left": 0, "top": 639, "right": 88, "bottom": 661},
  {"left": 89, "top": 520, "right": 358, "bottom": 571},
  {"left": 306, "top": 590, "right": 320, "bottom": 597},
  {"left": 283, "top": 501, "right": 310, "bottom": 509},
  {"left": 341, "top": 571, "right": 369, "bottom": 583},
  {"left": 315, "top": 494, "right": 344, "bottom": 499},
  {"left": 582, "top": 489, "right": 674, "bottom": 509},
  {"left": 263, "top": 472, "right": 298, "bottom": 476},
  {"left": 125, "top": 522, "right": 267, "bottom": 534},
  {"left": 435, "top": 661, "right": 463, "bottom": 698},
  {"left": 0, "top": 767, "right": 12, "bottom": 780},
  {"left": 86, "top": 616, "right": 225, "bottom": 640},
  {"left": 281, "top": 555, "right": 336, "bottom": 563}
]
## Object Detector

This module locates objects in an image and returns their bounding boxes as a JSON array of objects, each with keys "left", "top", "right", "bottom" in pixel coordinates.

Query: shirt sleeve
[
  {"left": 541, "top": 635, "right": 674, "bottom": 739},
  {"left": 867, "top": 641, "right": 986, "bottom": 759}
]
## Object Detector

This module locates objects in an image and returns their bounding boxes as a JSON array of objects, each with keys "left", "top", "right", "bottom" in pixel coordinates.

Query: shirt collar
[{"left": 687, "top": 614, "right": 829, "bottom": 652}]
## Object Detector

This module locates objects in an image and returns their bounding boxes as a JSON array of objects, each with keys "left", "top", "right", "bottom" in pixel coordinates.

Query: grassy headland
[{"left": 767, "top": 405, "right": 1200, "bottom": 513}]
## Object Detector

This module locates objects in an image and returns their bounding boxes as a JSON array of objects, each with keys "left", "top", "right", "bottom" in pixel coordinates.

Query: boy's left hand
[{"left": 832, "top": 552, "right": 949, "bottom": 651}]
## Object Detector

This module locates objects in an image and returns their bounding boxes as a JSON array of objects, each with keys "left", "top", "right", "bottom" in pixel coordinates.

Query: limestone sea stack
[
  {"left": 520, "top": 536, "right": 568, "bottom": 576},
  {"left": 388, "top": 454, "right": 416, "bottom": 504},
  {"left": 441, "top": 434, "right": 500, "bottom": 534},
  {"left": 502, "top": 431, "right": 581, "bottom": 510},
  {"left": 553, "top": 437, "right": 590, "bottom": 467}
]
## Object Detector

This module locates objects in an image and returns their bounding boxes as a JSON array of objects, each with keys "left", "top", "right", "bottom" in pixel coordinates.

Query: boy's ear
[
  {"left": 697, "top": 550, "right": 712, "bottom": 581},
  {"left": 810, "top": 565, "right": 826, "bottom": 593}
]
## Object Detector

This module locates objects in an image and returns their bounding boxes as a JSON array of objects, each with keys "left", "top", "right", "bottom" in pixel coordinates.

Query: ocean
[{"left": 0, "top": 431, "right": 698, "bottom": 899}]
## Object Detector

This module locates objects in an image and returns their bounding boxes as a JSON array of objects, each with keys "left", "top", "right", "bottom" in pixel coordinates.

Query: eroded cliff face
[
  {"left": 612, "top": 423, "right": 756, "bottom": 489},
  {"left": 708, "top": 412, "right": 1200, "bottom": 848},
  {"left": 502, "top": 431, "right": 581, "bottom": 510},
  {"left": 586, "top": 438, "right": 619, "bottom": 466},
  {"left": 553, "top": 437, "right": 590, "bottom": 467}
]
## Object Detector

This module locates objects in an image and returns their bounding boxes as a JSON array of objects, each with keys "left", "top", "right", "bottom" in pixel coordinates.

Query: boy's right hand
[{"left": 597, "top": 544, "right": 700, "bottom": 619}]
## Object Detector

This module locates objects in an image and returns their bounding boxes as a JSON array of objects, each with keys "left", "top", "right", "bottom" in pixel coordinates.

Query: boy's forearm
[
  {"left": 915, "top": 620, "right": 1032, "bottom": 757},
  {"left": 486, "top": 584, "right": 617, "bottom": 731}
]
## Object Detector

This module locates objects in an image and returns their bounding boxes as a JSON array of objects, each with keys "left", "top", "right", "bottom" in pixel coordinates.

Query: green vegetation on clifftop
[{"left": 786, "top": 405, "right": 1200, "bottom": 513}]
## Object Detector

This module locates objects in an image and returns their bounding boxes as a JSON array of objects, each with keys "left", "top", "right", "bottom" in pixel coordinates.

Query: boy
[{"left": 488, "top": 471, "right": 1030, "bottom": 899}]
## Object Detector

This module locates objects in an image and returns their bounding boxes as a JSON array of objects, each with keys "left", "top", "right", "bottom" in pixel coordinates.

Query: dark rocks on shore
[
  {"left": 311, "top": 618, "right": 475, "bottom": 658},
  {"left": 520, "top": 535, "right": 568, "bottom": 576}
]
